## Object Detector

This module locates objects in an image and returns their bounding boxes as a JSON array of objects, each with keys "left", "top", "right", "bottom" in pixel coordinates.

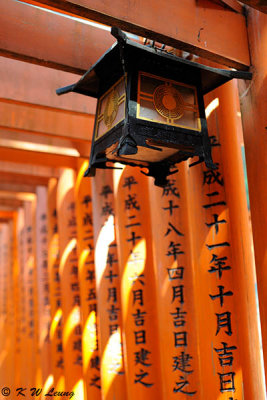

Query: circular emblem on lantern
[
  {"left": 153, "top": 84, "right": 185, "bottom": 120},
  {"left": 104, "top": 89, "right": 119, "bottom": 127}
]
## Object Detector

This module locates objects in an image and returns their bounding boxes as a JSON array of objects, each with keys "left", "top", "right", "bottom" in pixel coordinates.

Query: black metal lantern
[{"left": 57, "top": 27, "right": 251, "bottom": 186}]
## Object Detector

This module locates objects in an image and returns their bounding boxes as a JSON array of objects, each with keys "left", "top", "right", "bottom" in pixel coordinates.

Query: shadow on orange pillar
[
  {"left": 36, "top": 186, "right": 52, "bottom": 394},
  {"left": 57, "top": 169, "right": 84, "bottom": 399},
  {"left": 75, "top": 159, "right": 102, "bottom": 400},
  {"left": 91, "top": 169, "right": 127, "bottom": 399},
  {"left": 113, "top": 166, "right": 163, "bottom": 400},
  {"left": 238, "top": 8, "right": 267, "bottom": 386},
  {"left": 47, "top": 178, "right": 65, "bottom": 394},
  {"left": 148, "top": 167, "right": 200, "bottom": 398}
]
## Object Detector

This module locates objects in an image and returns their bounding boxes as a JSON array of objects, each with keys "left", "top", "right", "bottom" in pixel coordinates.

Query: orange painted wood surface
[
  {"left": 16, "top": 208, "right": 29, "bottom": 387},
  {"left": 148, "top": 169, "right": 200, "bottom": 398},
  {"left": 57, "top": 169, "right": 84, "bottom": 398},
  {"left": 0, "top": 99, "right": 94, "bottom": 142},
  {"left": 0, "top": 147, "right": 78, "bottom": 169},
  {"left": 0, "top": 57, "right": 96, "bottom": 114},
  {"left": 47, "top": 178, "right": 65, "bottom": 394},
  {"left": 12, "top": 212, "right": 21, "bottom": 390},
  {"left": 36, "top": 186, "right": 52, "bottom": 390},
  {"left": 0, "top": 222, "right": 15, "bottom": 390},
  {"left": 0, "top": 0, "right": 115, "bottom": 75},
  {"left": 240, "top": 0, "right": 267, "bottom": 13},
  {"left": 0, "top": 129, "right": 89, "bottom": 159},
  {"left": 91, "top": 169, "right": 126, "bottom": 399},
  {"left": 214, "top": 80, "right": 265, "bottom": 397},
  {"left": 218, "top": 0, "right": 244, "bottom": 13},
  {"left": 20, "top": 0, "right": 250, "bottom": 68},
  {"left": 113, "top": 166, "right": 163, "bottom": 400},
  {"left": 238, "top": 7, "right": 267, "bottom": 387},
  {"left": 14, "top": 209, "right": 24, "bottom": 388},
  {"left": 24, "top": 199, "right": 42, "bottom": 387},
  {"left": 0, "top": 162, "right": 59, "bottom": 187},
  {"left": 176, "top": 130, "right": 244, "bottom": 397},
  {"left": 75, "top": 160, "right": 101, "bottom": 399}
]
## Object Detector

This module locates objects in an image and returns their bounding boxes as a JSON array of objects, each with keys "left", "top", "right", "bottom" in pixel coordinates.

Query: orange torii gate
[{"left": 0, "top": 0, "right": 266, "bottom": 399}]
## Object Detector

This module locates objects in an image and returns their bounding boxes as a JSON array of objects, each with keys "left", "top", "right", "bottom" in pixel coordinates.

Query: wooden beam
[
  {"left": 0, "top": 192, "right": 36, "bottom": 202},
  {"left": 0, "top": 199, "right": 24, "bottom": 209},
  {"left": 0, "top": 173, "right": 50, "bottom": 187},
  {"left": 0, "top": 146, "right": 78, "bottom": 168},
  {"left": 0, "top": 184, "right": 36, "bottom": 194},
  {"left": 0, "top": 163, "right": 55, "bottom": 189},
  {"left": 240, "top": 0, "right": 267, "bottom": 13},
  {"left": 0, "top": 129, "right": 79, "bottom": 150},
  {"left": 0, "top": 210, "right": 15, "bottom": 222},
  {"left": 0, "top": 0, "right": 115, "bottom": 75},
  {"left": 0, "top": 205, "right": 21, "bottom": 212},
  {"left": 0, "top": 99, "right": 94, "bottom": 142},
  {"left": 0, "top": 57, "right": 96, "bottom": 114},
  {"left": 218, "top": 0, "right": 244, "bottom": 13},
  {"left": 17, "top": 0, "right": 250, "bottom": 68},
  {"left": 0, "top": 129, "right": 90, "bottom": 158},
  {"left": 0, "top": 161, "right": 59, "bottom": 179}
]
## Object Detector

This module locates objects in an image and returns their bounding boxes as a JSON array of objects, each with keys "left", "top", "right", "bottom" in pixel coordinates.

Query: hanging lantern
[{"left": 57, "top": 27, "right": 251, "bottom": 186}]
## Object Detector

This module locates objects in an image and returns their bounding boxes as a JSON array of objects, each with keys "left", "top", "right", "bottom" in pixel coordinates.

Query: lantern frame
[{"left": 57, "top": 27, "right": 252, "bottom": 186}]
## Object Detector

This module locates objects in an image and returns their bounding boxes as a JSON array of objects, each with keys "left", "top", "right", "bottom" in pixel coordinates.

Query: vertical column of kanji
[
  {"left": 74, "top": 160, "right": 101, "bottom": 399},
  {"left": 47, "top": 178, "right": 65, "bottom": 393},
  {"left": 113, "top": 166, "right": 163, "bottom": 400},
  {"left": 148, "top": 170, "right": 200, "bottom": 398},
  {"left": 214, "top": 81, "right": 265, "bottom": 397},
  {"left": 15, "top": 207, "right": 26, "bottom": 388},
  {"left": 238, "top": 10, "right": 267, "bottom": 386},
  {"left": 24, "top": 199, "right": 42, "bottom": 388},
  {"left": 91, "top": 169, "right": 126, "bottom": 399},
  {"left": 36, "top": 186, "right": 52, "bottom": 393},
  {"left": 186, "top": 94, "right": 244, "bottom": 397},
  {"left": 57, "top": 169, "right": 84, "bottom": 399},
  {"left": 24, "top": 201, "right": 35, "bottom": 387}
]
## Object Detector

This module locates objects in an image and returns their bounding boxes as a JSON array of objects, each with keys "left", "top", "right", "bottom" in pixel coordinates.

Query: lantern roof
[{"left": 57, "top": 27, "right": 252, "bottom": 98}]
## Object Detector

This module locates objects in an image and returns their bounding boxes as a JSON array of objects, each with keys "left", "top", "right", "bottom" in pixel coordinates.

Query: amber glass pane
[
  {"left": 137, "top": 72, "right": 200, "bottom": 131},
  {"left": 95, "top": 76, "right": 126, "bottom": 140}
]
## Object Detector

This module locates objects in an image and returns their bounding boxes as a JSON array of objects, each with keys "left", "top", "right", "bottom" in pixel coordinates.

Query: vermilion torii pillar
[
  {"left": 57, "top": 169, "right": 84, "bottom": 398},
  {"left": 113, "top": 166, "right": 163, "bottom": 400},
  {"left": 91, "top": 168, "right": 126, "bottom": 399},
  {"left": 75, "top": 160, "right": 102, "bottom": 399},
  {"left": 239, "top": 8, "right": 267, "bottom": 386},
  {"left": 47, "top": 178, "right": 65, "bottom": 394},
  {"left": 36, "top": 186, "right": 52, "bottom": 391}
]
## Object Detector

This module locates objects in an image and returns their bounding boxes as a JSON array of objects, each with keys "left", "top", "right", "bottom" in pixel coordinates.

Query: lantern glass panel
[
  {"left": 137, "top": 72, "right": 201, "bottom": 131},
  {"left": 95, "top": 76, "right": 126, "bottom": 140}
]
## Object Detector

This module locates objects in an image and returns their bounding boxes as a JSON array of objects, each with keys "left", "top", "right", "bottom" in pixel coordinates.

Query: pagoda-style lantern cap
[{"left": 57, "top": 27, "right": 251, "bottom": 186}]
